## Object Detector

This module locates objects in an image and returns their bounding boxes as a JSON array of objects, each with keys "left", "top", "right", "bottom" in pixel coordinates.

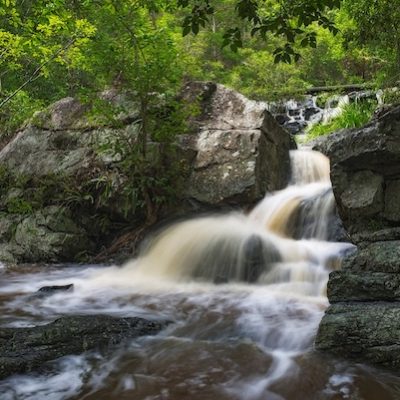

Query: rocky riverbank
[{"left": 315, "top": 105, "right": 400, "bottom": 369}]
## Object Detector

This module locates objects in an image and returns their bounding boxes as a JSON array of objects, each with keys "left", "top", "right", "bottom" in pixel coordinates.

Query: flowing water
[{"left": 1, "top": 150, "right": 400, "bottom": 400}]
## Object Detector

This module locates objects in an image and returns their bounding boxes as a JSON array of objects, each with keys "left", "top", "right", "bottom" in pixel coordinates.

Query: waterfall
[
  {"left": 6, "top": 150, "right": 390, "bottom": 400},
  {"left": 269, "top": 91, "right": 381, "bottom": 136},
  {"left": 90, "top": 149, "right": 351, "bottom": 296}
]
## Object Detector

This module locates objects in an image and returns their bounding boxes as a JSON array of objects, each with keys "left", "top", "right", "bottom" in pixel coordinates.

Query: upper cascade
[
  {"left": 268, "top": 91, "right": 381, "bottom": 136},
  {"left": 289, "top": 150, "right": 331, "bottom": 185}
]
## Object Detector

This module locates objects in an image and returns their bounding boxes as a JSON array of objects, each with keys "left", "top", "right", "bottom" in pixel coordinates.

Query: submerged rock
[
  {"left": 37, "top": 283, "right": 74, "bottom": 295},
  {"left": 0, "top": 315, "right": 167, "bottom": 380},
  {"left": 191, "top": 233, "right": 281, "bottom": 284},
  {"left": 242, "top": 234, "right": 281, "bottom": 283}
]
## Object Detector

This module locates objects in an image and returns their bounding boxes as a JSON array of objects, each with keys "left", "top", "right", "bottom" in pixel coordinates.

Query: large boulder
[
  {"left": 0, "top": 96, "right": 141, "bottom": 264},
  {"left": 315, "top": 106, "right": 400, "bottom": 369},
  {"left": 180, "top": 82, "right": 293, "bottom": 206},
  {"left": 313, "top": 105, "right": 400, "bottom": 241}
]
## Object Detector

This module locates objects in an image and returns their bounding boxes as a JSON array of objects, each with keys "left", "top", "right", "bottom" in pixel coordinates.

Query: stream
[{"left": 1, "top": 150, "right": 400, "bottom": 400}]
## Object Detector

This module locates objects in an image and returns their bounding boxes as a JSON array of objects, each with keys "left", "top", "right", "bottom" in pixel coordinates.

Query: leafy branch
[{"left": 0, "top": 37, "right": 77, "bottom": 109}]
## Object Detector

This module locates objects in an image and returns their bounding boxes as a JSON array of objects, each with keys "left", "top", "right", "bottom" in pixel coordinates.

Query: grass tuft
[{"left": 306, "top": 100, "right": 376, "bottom": 140}]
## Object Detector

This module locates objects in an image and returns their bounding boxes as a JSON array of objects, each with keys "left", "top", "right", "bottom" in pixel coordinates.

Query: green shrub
[
  {"left": 382, "top": 89, "right": 400, "bottom": 105},
  {"left": 0, "top": 91, "right": 45, "bottom": 140},
  {"left": 306, "top": 100, "right": 376, "bottom": 139}
]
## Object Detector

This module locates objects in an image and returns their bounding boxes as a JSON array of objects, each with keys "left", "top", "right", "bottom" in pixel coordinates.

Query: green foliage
[
  {"left": 96, "top": 97, "right": 194, "bottom": 222},
  {"left": 0, "top": 0, "right": 398, "bottom": 227},
  {"left": 382, "top": 89, "right": 400, "bottom": 106},
  {"left": 306, "top": 100, "right": 376, "bottom": 139},
  {"left": 0, "top": 91, "right": 44, "bottom": 138},
  {"left": 178, "top": 0, "right": 341, "bottom": 63},
  {"left": 6, "top": 197, "right": 33, "bottom": 215},
  {"left": 341, "top": 0, "right": 400, "bottom": 83}
]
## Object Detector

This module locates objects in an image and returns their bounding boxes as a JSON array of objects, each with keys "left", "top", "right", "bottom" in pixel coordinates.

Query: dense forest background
[{"left": 0, "top": 0, "right": 399, "bottom": 139}]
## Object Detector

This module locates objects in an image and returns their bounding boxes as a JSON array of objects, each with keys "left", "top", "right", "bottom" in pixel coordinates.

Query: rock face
[
  {"left": 315, "top": 105, "right": 400, "bottom": 369},
  {"left": 180, "top": 82, "right": 293, "bottom": 206},
  {"left": 0, "top": 315, "right": 166, "bottom": 379},
  {"left": 313, "top": 106, "right": 400, "bottom": 241},
  {"left": 0, "top": 96, "right": 140, "bottom": 264},
  {"left": 316, "top": 303, "right": 400, "bottom": 368}
]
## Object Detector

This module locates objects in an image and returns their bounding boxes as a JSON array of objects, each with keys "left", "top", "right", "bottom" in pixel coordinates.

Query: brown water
[{"left": 1, "top": 150, "right": 400, "bottom": 400}]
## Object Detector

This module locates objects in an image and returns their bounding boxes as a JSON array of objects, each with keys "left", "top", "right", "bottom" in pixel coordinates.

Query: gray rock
[
  {"left": 180, "top": 81, "right": 267, "bottom": 131},
  {"left": 344, "top": 241, "right": 400, "bottom": 273},
  {"left": 32, "top": 93, "right": 141, "bottom": 131},
  {"left": 283, "top": 120, "right": 307, "bottom": 135},
  {"left": 316, "top": 303, "right": 400, "bottom": 369},
  {"left": 37, "top": 284, "right": 74, "bottom": 295},
  {"left": 13, "top": 206, "right": 93, "bottom": 263},
  {"left": 185, "top": 129, "right": 269, "bottom": 204},
  {"left": 315, "top": 105, "right": 400, "bottom": 370},
  {"left": 328, "top": 271, "right": 400, "bottom": 303},
  {"left": 0, "top": 96, "right": 143, "bottom": 264},
  {"left": 0, "top": 214, "right": 21, "bottom": 242},
  {"left": 312, "top": 106, "right": 400, "bottom": 240},
  {"left": 0, "top": 315, "right": 167, "bottom": 379},
  {"left": 340, "top": 170, "right": 384, "bottom": 217},
  {"left": 304, "top": 107, "right": 320, "bottom": 121},
  {"left": 384, "top": 180, "right": 400, "bottom": 222},
  {"left": 32, "top": 97, "right": 89, "bottom": 130},
  {"left": 275, "top": 114, "right": 290, "bottom": 125},
  {"left": 181, "top": 82, "right": 292, "bottom": 206},
  {"left": 0, "top": 126, "right": 93, "bottom": 177}
]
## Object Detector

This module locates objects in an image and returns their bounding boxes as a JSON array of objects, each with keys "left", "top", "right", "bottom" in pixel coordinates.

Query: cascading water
[{"left": 1, "top": 150, "right": 400, "bottom": 400}]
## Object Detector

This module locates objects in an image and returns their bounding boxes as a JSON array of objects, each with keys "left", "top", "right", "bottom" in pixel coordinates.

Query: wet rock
[
  {"left": 242, "top": 235, "right": 281, "bottom": 283},
  {"left": 287, "top": 188, "right": 348, "bottom": 242},
  {"left": 304, "top": 107, "right": 320, "bottom": 121},
  {"left": 283, "top": 120, "right": 307, "bottom": 135},
  {"left": 0, "top": 315, "right": 167, "bottom": 380},
  {"left": 344, "top": 241, "right": 400, "bottom": 274},
  {"left": 37, "top": 284, "right": 74, "bottom": 295},
  {"left": 192, "top": 233, "right": 280, "bottom": 284},
  {"left": 316, "top": 303, "right": 400, "bottom": 369},
  {"left": 275, "top": 114, "right": 290, "bottom": 125},
  {"left": 315, "top": 105, "right": 400, "bottom": 370},
  {"left": 321, "top": 241, "right": 400, "bottom": 304},
  {"left": 328, "top": 271, "right": 400, "bottom": 303}
]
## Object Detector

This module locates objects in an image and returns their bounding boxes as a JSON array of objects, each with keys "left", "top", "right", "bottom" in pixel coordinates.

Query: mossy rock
[{"left": 13, "top": 206, "right": 93, "bottom": 262}]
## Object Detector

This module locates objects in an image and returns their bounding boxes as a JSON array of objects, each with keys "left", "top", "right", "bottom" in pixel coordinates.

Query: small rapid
[{"left": 1, "top": 149, "right": 400, "bottom": 400}]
